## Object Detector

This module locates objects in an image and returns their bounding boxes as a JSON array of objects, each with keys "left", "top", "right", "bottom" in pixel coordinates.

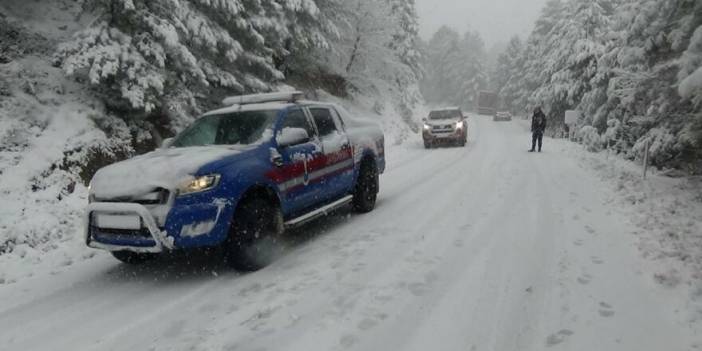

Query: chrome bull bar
[{"left": 85, "top": 202, "right": 174, "bottom": 253}]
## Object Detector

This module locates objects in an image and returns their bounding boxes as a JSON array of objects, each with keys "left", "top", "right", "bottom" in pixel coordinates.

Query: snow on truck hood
[{"left": 90, "top": 146, "right": 243, "bottom": 199}]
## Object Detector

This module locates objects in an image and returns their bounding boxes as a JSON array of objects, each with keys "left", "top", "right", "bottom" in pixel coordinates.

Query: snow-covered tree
[
  {"left": 529, "top": 0, "right": 614, "bottom": 127},
  {"left": 386, "top": 0, "right": 424, "bottom": 120},
  {"left": 58, "top": 0, "right": 425, "bottom": 136},
  {"left": 494, "top": 36, "right": 523, "bottom": 113},
  {"left": 499, "top": 0, "right": 702, "bottom": 172},
  {"left": 456, "top": 31, "right": 488, "bottom": 107},
  {"left": 58, "top": 0, "right": 329, "bottom": 130},
  {"left": 501, "top": 0, "right": 566, "bottom": 115},
  {"left": 285, "top": 0, "right": 423, "bottom": 122},
  {"left": 420, "top": 27, "right": 488, "bottom": 108}
]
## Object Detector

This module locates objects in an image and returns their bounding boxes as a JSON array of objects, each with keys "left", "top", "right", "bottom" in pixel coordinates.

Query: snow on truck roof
[
  {"left": 206, "top": 91, "right": 303, "bottom": 115},
  {"left": 204, "top": 102, "right": 295, "bottom": 116},
  {"left": 222, "top": 91, "right": 304, "bottom": 106},
  {"left": 205, "top": 92, "right": 338, "bottom": 116},
  {"left": 432, "top": 107, "right": 460, "bottom": 111}
]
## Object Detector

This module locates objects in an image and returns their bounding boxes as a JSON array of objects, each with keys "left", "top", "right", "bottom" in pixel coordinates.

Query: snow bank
[
  {"left": 577, "top": 125, "right": 603, "bottom": 152},
  {"left": 553, "top": 138, "right": 702, "bottom": 319},
  {"left": 0, "top": 3, "right": 126, "bottom": 284}
]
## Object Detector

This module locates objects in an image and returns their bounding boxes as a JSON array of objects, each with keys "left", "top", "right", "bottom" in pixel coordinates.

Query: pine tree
[
  {"left": 502, "top": 0, "right": 702, "bottom": 171},
  {"left": 386, "top": 0, "right": 424, "bottom": 120},
  {"left": 421, "top": 27, "right": 488, "bottom": 108},
  {"left": 495, "top": 36, "right": 524, "bottom": 113},
  {"left": 508, "top": 0, "right": 566, "bottom": 114},
  {"left": 58, "top": 0, "right": 328, "bottom": 129}
]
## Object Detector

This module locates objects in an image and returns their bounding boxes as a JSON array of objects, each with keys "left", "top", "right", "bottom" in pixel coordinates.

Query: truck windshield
[
  {"left": 172, "top": 110, "right": 279, "bottom": 147},
  {"left": 429, "top": 110, "right": 461, "bottom": 120}
]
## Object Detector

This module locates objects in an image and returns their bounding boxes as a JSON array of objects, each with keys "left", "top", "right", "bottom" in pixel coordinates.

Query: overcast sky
[{"left": 414, "top": 0, "right": 548, "bottom": 47}]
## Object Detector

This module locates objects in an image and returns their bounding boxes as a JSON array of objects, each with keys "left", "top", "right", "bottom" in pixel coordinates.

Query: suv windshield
[
  {"left": 429, "top": 110, "right": 461, "bottom": 120},
  {"left": 172, "top": 110, "right": 278, "bottom": 148}
]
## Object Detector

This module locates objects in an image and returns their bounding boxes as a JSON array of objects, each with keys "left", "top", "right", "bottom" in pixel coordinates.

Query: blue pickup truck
[{"left": 85, "top": 92, "right": 385, "bottom": 270}]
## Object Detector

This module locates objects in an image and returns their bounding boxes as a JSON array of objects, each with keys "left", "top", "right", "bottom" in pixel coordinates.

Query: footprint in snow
[
  {"left": 591, "top": 256, "right": 604, "bottom": 265},
  {"left": 577, "top": 274, "right": 592, "bottom": 285},
  {"left": 374, "top": 294, "right": 393, "bottom": 303},
  {"left": 198, "top": 303, "right": 219, "bottom": 313},
  {"left": 598, "top": 302, "right": 615, "bottom": 318},
  {"left": 573, "top": 239, "right": 584, "bottom": 246},
  {"left": 340, "top": 334, "right": 358, "bottom": 348},
  {"left": 163, "top": 319, "right": 186, "bottom": 338},
  {"left": 584, "top": 225, "right": 596, "bottom": 235},
  {"left": 546, "top": 329, "right": 574, "bottom": 347},
  {"left": 408, "top": 282, "right": 428, "bottom": 296},
  {"left": 238, "top": 283, "right": 263, "bottom": 297},
  {"left": 454, "top": 239, "right": 464, "bottom": 247},
  {"left": 459, "top": 224, "right": 473, "bottom": 231},
  {"left": 357, "top": 318, "right": 378, "bottom": 331},
  {"left": 352, "top": 263, "right": 366, "bottom": 272},
  {"left": 424, "top": 271, "right": 439, "bottom": 284}
]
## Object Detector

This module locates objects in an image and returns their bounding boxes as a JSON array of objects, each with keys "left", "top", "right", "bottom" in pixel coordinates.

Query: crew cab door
[
  {"left": 272, "top": 107, "right": 322, "bottom": 216},
  {"left": 307, "top": 106, "right": 355, "bottom": 202}
]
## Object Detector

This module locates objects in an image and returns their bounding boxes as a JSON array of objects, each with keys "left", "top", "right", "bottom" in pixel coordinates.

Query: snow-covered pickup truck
[{"left": 85, "top": 92, "right": 385, "bottom": 270}]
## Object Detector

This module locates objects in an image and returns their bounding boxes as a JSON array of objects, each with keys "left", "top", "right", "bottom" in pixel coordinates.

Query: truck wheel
[
  {"left": 352, "top": 159, "right": 378, "bottom": 213},
  {"left": 424, "top": 140, "right": 431, "bottom": 149},
  {"left": 224, "top": 197, "right": 284, "bottom": 271},
  {"left": 111, "top": 251, "right": 157, "bottom": 264}
]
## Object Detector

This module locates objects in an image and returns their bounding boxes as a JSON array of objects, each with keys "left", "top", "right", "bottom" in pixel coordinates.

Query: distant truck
[
  {"left": 477, "top": 91, "right": 498, "bottom": 116},
  {"left": 493, "top": 111, "right": 512, "bottom": 122}
]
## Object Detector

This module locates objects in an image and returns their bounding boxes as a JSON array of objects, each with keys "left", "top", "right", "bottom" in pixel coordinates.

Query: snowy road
[{"left": 0, "top": 116, "right": 695, "bottom": 350}]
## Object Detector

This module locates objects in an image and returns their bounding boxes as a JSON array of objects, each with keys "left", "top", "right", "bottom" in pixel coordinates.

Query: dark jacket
[{"left": 531, "top": 111, "right": 547, "bottom": 134}]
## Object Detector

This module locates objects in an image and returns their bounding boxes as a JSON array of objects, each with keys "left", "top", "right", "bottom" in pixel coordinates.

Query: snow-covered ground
[{"left": 0, "top": 116, "right": 699, "bottom": 350}]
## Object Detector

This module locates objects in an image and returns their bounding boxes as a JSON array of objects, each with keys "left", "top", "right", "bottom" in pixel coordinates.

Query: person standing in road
[{"left": 530, "top": 107, "right": 547, "bottom": 152}]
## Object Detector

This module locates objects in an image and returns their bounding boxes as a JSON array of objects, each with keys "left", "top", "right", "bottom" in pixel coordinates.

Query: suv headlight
[
  {"left": 179, "top": 174, "right": 221, "bottom": 196},
  {"left": 456, "top": 121, "right": 464, "bottom": 129},
  {"left": 423, "top": 124, "right": 430, "bottom": 131}
]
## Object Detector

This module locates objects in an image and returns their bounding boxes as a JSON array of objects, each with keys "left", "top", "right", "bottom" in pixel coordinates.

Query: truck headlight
[
  {"left": 179, "top": 174, "right": 221, "bottom": 195},
  {"left": 423, "top": 124, "right": 430, "bottom": 131},
  {"left": 456, "top": 121, "right": 464, "bottom": 130}
]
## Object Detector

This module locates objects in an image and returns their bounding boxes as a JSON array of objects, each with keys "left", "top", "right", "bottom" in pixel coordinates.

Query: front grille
[
  {"left": 97, "top": 188, "right": 170, "bottom": 205},
  {"left": 93, "top": 227, "right": 153, "bottom": 238},
  {"left": 432, "top": 124, "right": 455, "bottom": 133},
  {"left": 88, "top": 213, "right": 162, "bottom": 241}
]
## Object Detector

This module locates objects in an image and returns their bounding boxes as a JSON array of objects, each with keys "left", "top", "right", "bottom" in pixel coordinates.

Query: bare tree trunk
[
  {"left": 346, "top": 34, "right": 362, "bottom": 73},
  {"left": 345, "top": 1, "right": 365, "bottom": 74}
]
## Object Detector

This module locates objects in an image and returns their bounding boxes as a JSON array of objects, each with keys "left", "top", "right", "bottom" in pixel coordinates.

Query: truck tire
[
  {"left": 352, "top": 158, "right": 378, "bottom": 213},
  {"left": 224, "top": 197, "right": 284, "bottom": 271},
  {"left": 111, "top": 251, "right": 157, "bottom": 264},
  {"left": 424, "top": 140, "right": 432, "bottom": 149}
]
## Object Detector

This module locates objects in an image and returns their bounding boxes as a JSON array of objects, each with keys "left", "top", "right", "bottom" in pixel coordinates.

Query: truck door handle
[{"left": 270, "top": 149, "right": 284, "bottom": 167}]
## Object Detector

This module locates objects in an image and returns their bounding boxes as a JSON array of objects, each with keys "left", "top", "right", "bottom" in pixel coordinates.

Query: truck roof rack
[{"left": 222, "top": 91, "right": 304, "bottom": 106}]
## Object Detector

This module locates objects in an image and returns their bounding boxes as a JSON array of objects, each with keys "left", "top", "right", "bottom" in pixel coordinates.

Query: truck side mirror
[{"left": 276, "top": 128, "right": 310, "bottom": 148}]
